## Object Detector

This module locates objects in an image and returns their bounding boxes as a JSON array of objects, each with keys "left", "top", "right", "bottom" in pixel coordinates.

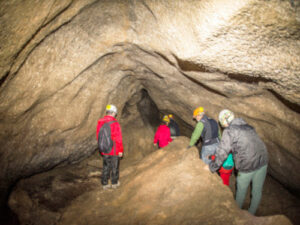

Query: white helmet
[
  {"left": 219, "top": 109, "right": 234, "bottom": 127},
  {"left": 106, "top": 104, "right": 117, "bottom": 114}
]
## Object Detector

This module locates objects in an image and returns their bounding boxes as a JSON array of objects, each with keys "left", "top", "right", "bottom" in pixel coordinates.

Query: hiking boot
[
  {"left": 111, "top": 181, "right": 120, "bottom": 189},
  {"left": 102, "top": 184, "right": 111, "bottom": 190}
]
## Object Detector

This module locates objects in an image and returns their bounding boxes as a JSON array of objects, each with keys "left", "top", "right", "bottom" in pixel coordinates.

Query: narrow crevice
[
  {"left": 181, "top": 72, "right": 228, "bottom": 97},
  {"left": 174, "top": 56, "right": 300, "bottom": 114},
  {"left": 226, "top": 72, "right": 272, "bottom": 84},
  {"left": 135, "top": 61, "right": 164, "bottom": 79},
  {"left": 0, "top": 71, "right": 9, "bottom": 89},
  {"left": 268, "top": 89, "right": 300, "bottom": 113},
  {"left": 154, "top": 51, "right": 176, "bottom": 67},
  {"left": 176, "top": 57, "right": 210, "bottom": 73},
  {"left": 175, "top": 56, "right": 273, "bottom": 84},
  {"left": 141, "top": 0, "right": 157, "bottom": 21}
]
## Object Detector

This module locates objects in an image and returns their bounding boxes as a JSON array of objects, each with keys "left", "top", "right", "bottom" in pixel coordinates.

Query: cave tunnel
[{"left": 0, "top": 0, "right": 300, "bottom": 225}]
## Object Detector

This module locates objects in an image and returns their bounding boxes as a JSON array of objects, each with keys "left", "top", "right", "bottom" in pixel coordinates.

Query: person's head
[
  {"left": 218, "top": 109, "right": 234, "bottom": 127},
  {"left": 193, "top": 107, "right": 204, "bottom": 122},
  {"left": 105, "top": 104, "right": 117, "bottom": 117},
  {"left": 162, "top": 115, "right": 170, "bottom": 125},
  {"left": 168, "top": 114, "right": 174, "bottom": 120}
]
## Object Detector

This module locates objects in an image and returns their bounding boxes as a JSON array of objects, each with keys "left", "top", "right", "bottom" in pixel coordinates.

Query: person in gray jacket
[{"left": 209, "top": 109, "right": 268, "bottom": 215}]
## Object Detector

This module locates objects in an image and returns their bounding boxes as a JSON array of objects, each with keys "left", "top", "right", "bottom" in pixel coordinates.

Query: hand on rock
[{"left": 204, "top": 165, "right": 210, "bottom": 171}]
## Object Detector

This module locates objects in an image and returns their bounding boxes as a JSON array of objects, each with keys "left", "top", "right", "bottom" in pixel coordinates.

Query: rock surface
[
  {"left": 0, "top": 0, "right": 300, "bottom": 214},
  {"left": 9, "top": 138, "right": 295, "bottom": 225}
]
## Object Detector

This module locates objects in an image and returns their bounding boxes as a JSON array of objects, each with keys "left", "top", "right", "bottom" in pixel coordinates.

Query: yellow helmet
[
  {"left": 193, "top": 107, "right": 204, "bottom": 117},
  {"left": 106, "top": 104, "right": 117, "bottom": 113},
  {"left": 162, "top": 115, "right": 170, "bottom": 123},
  {"left": 168, "top": 114, "right": 173, "bottom": 119}
]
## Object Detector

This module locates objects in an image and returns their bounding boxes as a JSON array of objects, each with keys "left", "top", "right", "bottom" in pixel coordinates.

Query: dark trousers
[{"left": 102, "top": 155, "right": 120, "bottom": 185}]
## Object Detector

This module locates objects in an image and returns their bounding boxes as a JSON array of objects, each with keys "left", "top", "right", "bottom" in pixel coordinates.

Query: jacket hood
[
  {"left": 230, "top": 118, "right": 247, "bottom": 126},
  {"left": 102, "top": 115, "right": 117, "bottom": 122}
]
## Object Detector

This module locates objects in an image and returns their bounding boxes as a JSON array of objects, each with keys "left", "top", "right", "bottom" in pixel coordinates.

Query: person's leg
[
  {"left": 201, "top": 143, "right": 218, "bottom": 165},
  {"left": 236, "top": 171, "right": 254, "bottom": 209},
  {"left": 111, "top": 156, "right": 120, "bottom": 185},
  {"left": 220, "top": 172, "right": 231, "bottom": 186},
  {"left": 248, "top": 165, "right": 267, "bottom": 214},
  {"left": 201, "top": 145, "right": 209, "bottom": 164},
  {"left": 102, "top": 155, "right": 111, "bottom": 186}
]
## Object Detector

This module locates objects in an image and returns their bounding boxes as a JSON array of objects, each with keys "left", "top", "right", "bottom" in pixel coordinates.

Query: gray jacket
[{"left": 209, "top": 118, "right": 268, "bottom": 173}]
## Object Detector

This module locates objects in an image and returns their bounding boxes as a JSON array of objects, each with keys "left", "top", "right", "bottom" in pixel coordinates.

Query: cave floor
[
  {"left": 9, "top": 150, "right": 300, "bottom": 225},
  {"left": 227, "top": 172, "right": 300, "bottom": 225}
]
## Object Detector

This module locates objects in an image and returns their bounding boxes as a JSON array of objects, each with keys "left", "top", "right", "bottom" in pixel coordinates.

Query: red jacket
[
  {"left": 96, "top": 115, "right": 123, "bottom": 156},
  {"left": 153, "top": 124, "right": 172, "bottom": 148}
]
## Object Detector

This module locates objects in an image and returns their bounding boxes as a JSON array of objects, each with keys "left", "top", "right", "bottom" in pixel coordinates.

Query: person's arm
[
  {"left": 167, "top": 127, "right": 172, "bottom": 143},
  {"left": 153, "top": 126, "right": 160, "bottom": 144},
  {"left": 110, "top": 121, "right": 123, "bottom": 157},
  {"left": 175, "top": 122, "right": 180, "bottom": 136},
  {"left": 209, "top": 128, "right": 232, "bottom": 172},
  {"left": 113, "top": 122, "right": 123, "bottom": 157},
  {"left": 189, "top": 122, "right": 204, "bottom": 146}
]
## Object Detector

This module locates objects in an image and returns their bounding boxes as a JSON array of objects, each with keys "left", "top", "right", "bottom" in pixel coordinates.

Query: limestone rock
[
  {"left": 0, "top": 0, "right": 299, "bottom": 214},
  {"left": 9, "top": 138, "right": 294, "bottom": 225}
]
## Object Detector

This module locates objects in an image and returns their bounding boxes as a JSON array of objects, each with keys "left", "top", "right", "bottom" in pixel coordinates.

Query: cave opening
[{"left": 119, "top": 87, "right": 194, "bottom": 163}]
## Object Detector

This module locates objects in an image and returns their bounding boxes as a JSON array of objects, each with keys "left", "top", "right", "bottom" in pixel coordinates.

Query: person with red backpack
[{"left": 96, "top": 104, "right": 123, "bottom": 190}]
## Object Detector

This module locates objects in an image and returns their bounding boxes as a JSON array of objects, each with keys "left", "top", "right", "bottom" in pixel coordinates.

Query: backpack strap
[
  {"left": 105, "top": 121, "right": 116, "bottom": 154},
  {"left": 106, "top": 121, "right": 116, "bottom": 126}
]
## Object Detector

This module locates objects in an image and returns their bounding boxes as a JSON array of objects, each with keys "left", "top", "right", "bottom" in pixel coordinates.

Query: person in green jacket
[{"left": 188, "top": 107, "right": 221, "bottom": 164}]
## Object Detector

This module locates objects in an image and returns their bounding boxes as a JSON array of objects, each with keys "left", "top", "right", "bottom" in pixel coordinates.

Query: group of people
[
  {"left": 96, "top": 104, "right": 268, "bottom": 215},
  {"left": 188, "top": 106, "right": 268, "bottom": 215}
]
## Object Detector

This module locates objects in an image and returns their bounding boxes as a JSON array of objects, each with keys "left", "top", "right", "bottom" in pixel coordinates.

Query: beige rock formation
[
  {"left": 9, "top": 138, "right": 295, "bottom": 225},
  {"left": 0, "top": 0, "right": 299, "bottom": 219}
]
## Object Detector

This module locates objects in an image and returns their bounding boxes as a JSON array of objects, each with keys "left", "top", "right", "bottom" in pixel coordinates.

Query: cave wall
[{"left": 0, "top": 0, "right": 299, "bottom": 210}]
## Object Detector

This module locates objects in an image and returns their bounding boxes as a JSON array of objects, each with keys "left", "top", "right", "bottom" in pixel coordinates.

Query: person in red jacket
[
  {"left": 153, "top": 115, "right": 172, "bottom": 149},
  {"left": 96, "top": 104, "right": 123, "bottom": 190}
]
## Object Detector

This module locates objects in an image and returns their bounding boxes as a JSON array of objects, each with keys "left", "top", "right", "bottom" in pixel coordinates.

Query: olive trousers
[{"left": 236, "top": 165, "right": 267, "bottom": 215}]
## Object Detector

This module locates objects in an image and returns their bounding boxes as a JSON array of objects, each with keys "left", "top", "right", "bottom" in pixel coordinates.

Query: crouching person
[
  {"left": 154, "top": 115, "right": 172, "bottom": 149},
  {"left": 209, "top": 109, "right": 268, "bottom": 215},
  {"left": 96, "top": 104, "right": 124, "bottom": 190},
  {"left": 209, "top": 153, "right": 234, "bottom": 186}
]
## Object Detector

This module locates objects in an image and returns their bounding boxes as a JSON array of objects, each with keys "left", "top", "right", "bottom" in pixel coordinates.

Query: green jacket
[{"left": 189, "top": 121, "right": 221, "bottom": 146}]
